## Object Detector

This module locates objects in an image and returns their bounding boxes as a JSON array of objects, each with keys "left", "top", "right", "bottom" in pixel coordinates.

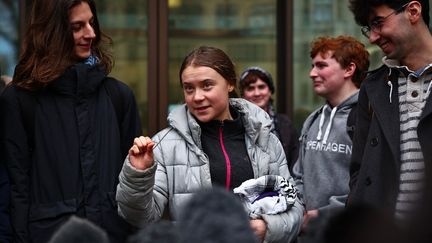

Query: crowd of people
[{"left": 1, "top": 0, "right": 432, "bottom": 242}]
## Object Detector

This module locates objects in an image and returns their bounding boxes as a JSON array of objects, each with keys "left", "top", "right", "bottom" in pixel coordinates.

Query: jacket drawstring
[
  {"left": 316, "top": 105, "right": 337, "bottom": 144},
  {"left": 387, "top": 68, "right": 393, "bottom": 104},
  {"left": 387, "top": 81, "right": 393, "bottom": 104},
  {"left": 322, "top": 106, "right": 337, "bottom": 144},
  {"left": 316, "top": 105, "right": 327, "bottom": 141}
]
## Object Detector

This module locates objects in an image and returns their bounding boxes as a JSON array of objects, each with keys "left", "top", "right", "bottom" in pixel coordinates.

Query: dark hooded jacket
[{"left": 0, "top": 63, "right": 142, "bottom": 243}]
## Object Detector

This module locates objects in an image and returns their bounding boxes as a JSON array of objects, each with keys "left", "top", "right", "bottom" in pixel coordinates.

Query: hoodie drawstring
[
  {"left": 316, "top": 105, "right": 327, "bottom": 141},
  {"left": 316, "top": 105, "right": 337, "bottom": 144},
  {"left": 323, "top": 107, "right": 337, "bottom": 144}
]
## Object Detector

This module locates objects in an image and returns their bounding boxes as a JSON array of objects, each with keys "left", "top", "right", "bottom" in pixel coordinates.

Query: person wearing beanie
[{"left": 239, "top": 67, "right": 299, "bottom": 174}]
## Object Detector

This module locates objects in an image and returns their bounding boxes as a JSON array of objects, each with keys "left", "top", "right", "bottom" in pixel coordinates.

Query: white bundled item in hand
[{"left": 233, "top": 175, "right": 297, "bottom": 219}]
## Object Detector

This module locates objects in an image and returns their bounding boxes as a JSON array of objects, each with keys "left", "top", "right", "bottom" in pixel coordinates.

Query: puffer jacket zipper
[{"left": 219, "top": 121, "right": 231, "bottom": 190}]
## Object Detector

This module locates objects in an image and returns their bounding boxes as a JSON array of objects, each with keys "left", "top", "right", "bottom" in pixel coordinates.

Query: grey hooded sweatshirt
[{"left": 293, "top": 92, "right": 358, "bottom": 212}]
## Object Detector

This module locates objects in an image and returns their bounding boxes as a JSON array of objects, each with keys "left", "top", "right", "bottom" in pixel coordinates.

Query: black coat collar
[{"left": 48, "top": 63, "right": 106, "bottom": 97}]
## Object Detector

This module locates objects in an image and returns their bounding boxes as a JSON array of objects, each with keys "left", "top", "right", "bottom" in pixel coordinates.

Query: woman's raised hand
[{"left": 129, "top": 136, "right": 155, "bottom": 170}]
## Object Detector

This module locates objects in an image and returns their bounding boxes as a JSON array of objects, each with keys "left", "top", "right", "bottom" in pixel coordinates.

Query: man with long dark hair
[{"left": 0, "top": 0, "right": 142, "bottom": 242}]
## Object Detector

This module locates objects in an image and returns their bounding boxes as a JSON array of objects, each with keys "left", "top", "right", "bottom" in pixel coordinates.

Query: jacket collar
[
  {"left": 48, "top": 63, "right": 106, "bottom": 97},
  {"left": 197, "top": 106, "right": 244, "bottom": 139},
  {"left": 167, "top": 98, "right": 273, "bottom": 151}
]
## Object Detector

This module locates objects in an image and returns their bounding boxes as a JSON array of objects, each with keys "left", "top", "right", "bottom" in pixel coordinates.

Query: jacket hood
[
  {"left": 303, "top": 92, "right": 358, "bottom": 144},
  {"left": 167, "top": 98, "right": 273, "bottom": 150},
  {"left": 335, "top": 91, "right": 358, "bottom": 109}
]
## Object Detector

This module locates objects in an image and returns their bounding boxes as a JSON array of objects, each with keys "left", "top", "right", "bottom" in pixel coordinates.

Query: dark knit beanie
[{"left": 239, "top": 66, "right": 275, "bottom": 94}]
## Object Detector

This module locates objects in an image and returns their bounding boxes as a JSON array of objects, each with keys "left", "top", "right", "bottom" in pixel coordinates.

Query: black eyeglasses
[{"left": 361, "top": 2, "right": 410, "bottom": 38}]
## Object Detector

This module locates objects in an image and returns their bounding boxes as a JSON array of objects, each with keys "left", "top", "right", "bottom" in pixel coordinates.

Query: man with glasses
[
  {"left": 348, "top": 0, "right": 432, "bottom": 224},
  {"left": 360, "top": 2, "right": 410, "bottom": 38}
]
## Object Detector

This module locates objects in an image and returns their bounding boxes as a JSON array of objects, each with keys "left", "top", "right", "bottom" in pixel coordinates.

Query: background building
[{"left": 1, "top": 0, "right": 388, "bottom": 135}]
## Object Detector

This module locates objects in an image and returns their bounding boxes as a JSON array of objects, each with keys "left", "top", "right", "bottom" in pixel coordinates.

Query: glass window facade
[
  {"left": 167, "top": 0, "right": 277, "bottom": 111},
  {"left": 292, "top": 0, "right": 383, "bottom": 129},
  {"left": 10, "top": 0, "right": 432, "bottom": 133},
  {"left": 98, "top": 0, "right": 149, "bottom": 133}
]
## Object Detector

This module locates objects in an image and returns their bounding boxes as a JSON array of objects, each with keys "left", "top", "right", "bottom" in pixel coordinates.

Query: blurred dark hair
[
  {"left": 13, "top": 0, "right": 113, "bottom": 90},
  {"left": 48, "top": 216, "right": 109, "bottom": 243},
  {"left": 178, "top": 187, "right": 258, "bottom": 243},
  {"left": 179, "top": 46, "right": 238, "bottom": 98},
  {"left": 349, "top": 0, "right": 429, "bottom": 28},
  {"left": 127, "top": 220, "right": 179, "bottom": 243}
]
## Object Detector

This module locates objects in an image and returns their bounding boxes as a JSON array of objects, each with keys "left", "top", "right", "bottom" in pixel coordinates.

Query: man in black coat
[{"left": 348, "top": 0, "right": 432, "bottom": 229}]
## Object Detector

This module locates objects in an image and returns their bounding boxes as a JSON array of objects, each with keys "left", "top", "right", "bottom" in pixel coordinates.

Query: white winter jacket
[{"left": 116, "top": 98, "right": 304, "bottom": 243}]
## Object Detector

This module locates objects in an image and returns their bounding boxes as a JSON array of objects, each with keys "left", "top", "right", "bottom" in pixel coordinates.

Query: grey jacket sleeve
[
  {"left": 116, "top": 155, "right": 168, "bottom": 227},
  {"left": 262, "top": 137, "right": 304, "bottom": 243},
  {"left": 262, "top": 200, "right": 304, "bottom": 243}
]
